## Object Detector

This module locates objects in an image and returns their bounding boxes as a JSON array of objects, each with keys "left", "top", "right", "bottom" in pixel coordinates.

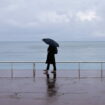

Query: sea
[{"left": 0, "top": 41, "right": 105, "bottom": 70}]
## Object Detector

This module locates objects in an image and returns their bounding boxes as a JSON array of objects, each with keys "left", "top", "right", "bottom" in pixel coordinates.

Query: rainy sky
[{"left": 0, "top": 0, "right": 105, "bottom": 41}]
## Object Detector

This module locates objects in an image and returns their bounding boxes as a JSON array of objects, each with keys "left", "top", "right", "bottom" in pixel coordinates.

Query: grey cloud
[{"left": 0, "top": 0, "right": 105, "bottom": 41}]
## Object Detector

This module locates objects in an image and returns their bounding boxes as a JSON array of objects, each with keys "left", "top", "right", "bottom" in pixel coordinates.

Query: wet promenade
[{"left": 0, "top": 70, "right": 105, "bottom": 105}]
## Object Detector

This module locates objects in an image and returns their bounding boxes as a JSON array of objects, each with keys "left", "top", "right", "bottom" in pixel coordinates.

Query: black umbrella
[{"left": 42, "top": 38, "right": 59, "bottom": 47}]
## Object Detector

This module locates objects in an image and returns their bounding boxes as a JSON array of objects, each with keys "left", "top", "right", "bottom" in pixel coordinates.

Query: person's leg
[
  {"left": 46, "top": 63, "right": 50, "bottom": 70},
  {"left": 44, "top": 63, "right": 50, "bottom": 74},
  {"left": 51, "top": 63, "right": 56, "bottom": 73},
  {"left": 53, "top": 63, "right": 56, "bottom": 71}
]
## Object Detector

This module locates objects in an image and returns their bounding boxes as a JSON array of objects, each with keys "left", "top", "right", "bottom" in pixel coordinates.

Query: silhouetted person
[{"left": 44, "top": 45, "right": 58, "bottom": 74}]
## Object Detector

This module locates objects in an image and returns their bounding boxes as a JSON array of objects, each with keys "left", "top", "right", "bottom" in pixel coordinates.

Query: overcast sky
[{"left": 0, "top": 0, "right": 105, "bottom": 41}]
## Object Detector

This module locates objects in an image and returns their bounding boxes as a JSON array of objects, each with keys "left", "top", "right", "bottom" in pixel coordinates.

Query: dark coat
[{"left": 46, "top": 46, "right": 58, "bottom": 64}]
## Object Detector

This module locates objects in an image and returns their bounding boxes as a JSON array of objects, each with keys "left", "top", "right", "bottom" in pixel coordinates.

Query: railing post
[
  {"left": 11, "top": 63, "right": 13, "bottom": 78},
  {"left": 33, "top": 63, "right": 35, "bottom": 78},
  {"left": 78, "top": 63, "right": 80, "bottom": 79},
  {"left": 101, "top": 63, "right": 103, "bottom": 78}
]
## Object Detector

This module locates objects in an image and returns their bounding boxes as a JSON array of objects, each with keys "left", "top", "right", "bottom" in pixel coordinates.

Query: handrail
[
  {"left": 0, "top": 61, "right": 104, "bottom": 78},
  {"left": 0, "top": 61, "right": 105, "bottom": 63}
]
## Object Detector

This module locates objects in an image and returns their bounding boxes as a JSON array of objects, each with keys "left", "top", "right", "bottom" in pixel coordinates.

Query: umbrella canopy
[{"left": 42, "top": 38, "right": 59, "bottom": 47}]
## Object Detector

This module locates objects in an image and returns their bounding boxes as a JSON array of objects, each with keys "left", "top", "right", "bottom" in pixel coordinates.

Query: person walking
[
  {"left": 44, "top": 45, "right": 58, "bottom": 74},
  {"left": 42, "top": 38, "right": 59, "bottom": 74}
]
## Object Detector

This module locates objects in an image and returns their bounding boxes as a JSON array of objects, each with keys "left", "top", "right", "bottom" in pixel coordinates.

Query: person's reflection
[{"left": 46, "top": 73, "right": 57, "bottom": 97}]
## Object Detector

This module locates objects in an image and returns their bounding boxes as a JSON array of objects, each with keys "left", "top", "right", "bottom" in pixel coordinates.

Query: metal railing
[{"left": 0, "top": 61, "right": 105, "bottom": 78}]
